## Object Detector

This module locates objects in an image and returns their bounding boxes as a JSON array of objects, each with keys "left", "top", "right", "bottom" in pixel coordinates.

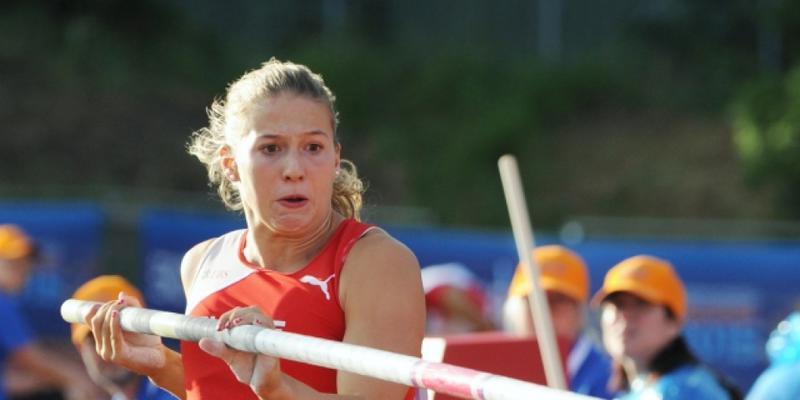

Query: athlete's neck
[{"left": 244, "top": 211, "right": 343, "bottom": 273}]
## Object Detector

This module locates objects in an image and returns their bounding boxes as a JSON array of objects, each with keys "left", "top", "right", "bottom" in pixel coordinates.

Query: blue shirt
[
  {"left": 617, "top": 364, "right": 730, "bottom": 400},
  {"left": 0, "top": 292, "right": 33, "bottom": 400},
  {"left": 746, "top": 311, "right": 800, "bottom": 400},
  {"left": 569, "top": 335, "right": 613, "bottom": 399},
  {"left": 136, "top": 378, "right": 176, "bottom": 400}
]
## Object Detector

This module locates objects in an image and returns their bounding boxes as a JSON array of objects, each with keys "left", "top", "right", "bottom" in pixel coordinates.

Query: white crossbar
[{"left": 61, "top": 299, "right": 597, "bottom": 400}]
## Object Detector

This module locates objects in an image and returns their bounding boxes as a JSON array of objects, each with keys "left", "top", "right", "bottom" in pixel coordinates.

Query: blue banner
[
  {"left": 136, "top": 211, "right": 800, "bottom": 391},
  {"left": 0, "top": 202, "right": 104, "bottom": 337}
]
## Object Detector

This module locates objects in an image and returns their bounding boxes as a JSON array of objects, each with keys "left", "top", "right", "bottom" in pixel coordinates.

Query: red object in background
[{"left": 420, "top": 331, "right": 571, "bottom": 400}]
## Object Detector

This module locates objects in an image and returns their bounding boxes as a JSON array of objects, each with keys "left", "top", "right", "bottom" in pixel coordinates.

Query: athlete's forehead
[
  {"left": 246, "top": 95, "right": 334, "bottom": 139},
  {"left": 253, "top": 129, "right": 331, "bottom": 140}
]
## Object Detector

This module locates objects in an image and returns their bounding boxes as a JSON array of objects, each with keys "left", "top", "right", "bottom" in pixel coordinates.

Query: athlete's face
[
  {"left": 600, "top": 292, "right": 680, "bottom": 365},
  {"left": 228, "top": 93, "right": 339, "bottom": 235}
]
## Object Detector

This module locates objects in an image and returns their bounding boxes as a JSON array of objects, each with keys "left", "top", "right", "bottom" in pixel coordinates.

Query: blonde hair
[{"left": 187, "top": 59, "right": 364, "bottom": 219}]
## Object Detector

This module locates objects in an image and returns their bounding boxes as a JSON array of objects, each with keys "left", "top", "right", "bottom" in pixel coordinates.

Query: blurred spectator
[
  {"left": 503, "top": 245, "right": 613, "bottom": 399},
  {"left": 0, "top": 225, "right": 96, "bottom": 400},
  {"left": 593, "top": 255, "right": 741, "bottom": 400},
  {"left": 70, "top": 275, "right": 175, "bottom": 400},
  {"left": 746, "top": 309, "right": 800, "bottom": 400},
  {"left": 420, "top": 262, "right": 495, "bottom": 335}
]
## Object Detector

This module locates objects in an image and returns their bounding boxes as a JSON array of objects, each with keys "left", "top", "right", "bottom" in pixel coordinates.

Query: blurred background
[{"left": 2, "top": 0, "right": 800, "bottom": 397}]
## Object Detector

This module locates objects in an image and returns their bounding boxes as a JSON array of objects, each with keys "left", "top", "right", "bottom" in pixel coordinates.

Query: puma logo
[{"left": 300, "top": 273, "right": 335, "bottom": 301}]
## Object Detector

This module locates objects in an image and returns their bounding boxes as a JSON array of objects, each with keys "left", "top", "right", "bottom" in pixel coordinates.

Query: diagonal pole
[
  {"left": 498, "top": 154, "right": 567, "bottom": 390},
  {"left": 62, "top": 300, "right": 593, "bottom": 400}
]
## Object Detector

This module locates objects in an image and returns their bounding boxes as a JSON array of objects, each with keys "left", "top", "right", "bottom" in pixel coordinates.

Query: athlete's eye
[
  {"left": 307, "top": 143, "right": 323, "bottom": 152},
  {"left": 261, "top": 144, "right": 280, "bottom": 153}
]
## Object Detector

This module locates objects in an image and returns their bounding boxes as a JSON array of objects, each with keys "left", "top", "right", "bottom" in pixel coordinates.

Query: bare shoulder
[
  {"left": 180, "top": 238, "right": 216, "bottom": 295},
  {"left": 338, "top": 227, "right": 423, "bottom": 309},
  {"left": 344, "top": 228, "right": 419, "bottom": 278},
  {"left": 336, "top": 227, "right": 425, "bottom": 397}
]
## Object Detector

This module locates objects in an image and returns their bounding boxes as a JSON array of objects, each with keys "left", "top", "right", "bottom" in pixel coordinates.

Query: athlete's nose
[{"left": 282, "top": 149, "right": 305, "bottom": 181}]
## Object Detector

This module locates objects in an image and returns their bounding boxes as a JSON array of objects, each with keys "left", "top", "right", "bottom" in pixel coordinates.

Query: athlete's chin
[{"left": 271, "top": 216, "right": 314, "bottom": 234}]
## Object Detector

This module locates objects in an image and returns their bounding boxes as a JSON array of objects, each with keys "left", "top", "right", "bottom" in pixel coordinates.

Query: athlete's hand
[
  {"left": 86, "top": 292, "right": 167, "bottom": 376},
  {"left": 199, "top": 306, "right": 291, "bottom": 400}
]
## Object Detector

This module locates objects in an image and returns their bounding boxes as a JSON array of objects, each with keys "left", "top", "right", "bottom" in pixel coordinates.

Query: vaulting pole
[{"left": 62, "top": 299, "right": 593, "bottom": 400}]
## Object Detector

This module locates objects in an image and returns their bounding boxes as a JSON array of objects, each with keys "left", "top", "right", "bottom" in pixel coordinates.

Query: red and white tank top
[{"left": 181, "top": 219, "right": 374, "bottom": 399}]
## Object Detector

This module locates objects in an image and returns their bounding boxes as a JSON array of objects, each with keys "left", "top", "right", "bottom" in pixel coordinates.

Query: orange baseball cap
[
  {"left": 507, "top": 245, "right": 589, "bottom": 303},
  {"left": 70, "top": 275, "right": 145, "bottom": 346},
  {"left": 0, "top": 224, "right": 34, "bottom": 261},
  {"left": 591, "top": 255, "right": 687, "bottom": 322}
]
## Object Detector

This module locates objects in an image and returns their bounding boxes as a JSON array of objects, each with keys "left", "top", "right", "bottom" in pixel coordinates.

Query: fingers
[
  {"left": 83, "top": 303, "right": 101, "bottom": 325},
  {"left": 108, "top": 305, "right": 125, "bottom": 361},
  {"left": 203, "top": 307, "right": 284, "bottom": 396},
  {"left": 199, "top": 338, "right": 255, "bottom": 383},
  {"left": 89, "top": 293, "right": 131, "bottom": 361},
  {"left": 216, "top": 306, "right": 275, "bottom": 331},
  {"left": 89, "top": 300, "right": 114, "bottom": 356},
  {"left": 198, "top": 338, "right": 227, "bottom": 358},
  {"left": 119, "top": 291, "right": 143, "bottom": 308},
  {"left": 199, "top": 338, "right": 281, "bottom": 393}
]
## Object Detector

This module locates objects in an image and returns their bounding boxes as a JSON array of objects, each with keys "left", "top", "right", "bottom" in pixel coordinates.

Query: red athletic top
[{"left": 180, "top": 219, "right": 414, "bottom": 399}]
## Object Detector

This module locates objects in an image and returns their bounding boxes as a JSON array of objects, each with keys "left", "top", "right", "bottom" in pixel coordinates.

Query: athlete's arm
[
  {"left": 252, "top": 229, "right": 425, "bottom": 400},
  {"left": 335, "top": 229, "right": 426, "bottom": 399},
  {"left": 86, "top": 239, "right": 213, "bottom": 400},
  {"left": 141, "top": 239, "right": 215, "bottom": 398}
]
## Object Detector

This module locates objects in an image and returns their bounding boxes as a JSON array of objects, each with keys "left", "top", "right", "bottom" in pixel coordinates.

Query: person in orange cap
[
  {"left": 503, "top": 245, "right": 612, "bottom": 399},
  {"left": 71, "top": 275, "right": 175, "bottom": 400},
  {"left": 0, "top": 224, "right": 95, "bottom": 400},
  {"left": 593, "top": 255, "right": 740, "bottom": 400}
]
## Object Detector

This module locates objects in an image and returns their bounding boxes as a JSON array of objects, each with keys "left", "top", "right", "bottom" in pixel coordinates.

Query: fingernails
[{"left": 111, "top": 310, "right": 118, "bottom": 318}]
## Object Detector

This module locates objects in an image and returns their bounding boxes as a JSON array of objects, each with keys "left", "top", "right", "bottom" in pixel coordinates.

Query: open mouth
[{"left": 278, "top": 195, "right": 308, "bottom": 208}]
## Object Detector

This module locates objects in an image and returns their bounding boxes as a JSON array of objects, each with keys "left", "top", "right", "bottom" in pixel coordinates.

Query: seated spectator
[
  {"left": 421, "top": 262, "right": 495, "bottom": 335},
  {"left": 0, "top": 224, "right": 95, "bottom": 400},
  {"left": 593, "top": 255, "right": 741, "bottom": 399},
  {"left": 504, "top": 245, "right": 612, "bottom": 398},
  {"left": 746, "top": 308, "right": 800, "bottom": 400},
  {"left": 70, "top": 275, "right": 176, "bottom": 400}
]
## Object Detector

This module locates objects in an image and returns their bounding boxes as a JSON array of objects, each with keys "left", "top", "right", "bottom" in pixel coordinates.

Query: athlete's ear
[{"left": 334, "top": 143, "right": 341, "bottom": 175}]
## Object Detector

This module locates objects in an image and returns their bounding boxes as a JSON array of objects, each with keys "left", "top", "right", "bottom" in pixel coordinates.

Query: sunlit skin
[
  {"left": 600, "top": 292, "right": 681, "bottom": 378},
  {"left": 224, "top": 93, "right": 341, "bottom": 272}
]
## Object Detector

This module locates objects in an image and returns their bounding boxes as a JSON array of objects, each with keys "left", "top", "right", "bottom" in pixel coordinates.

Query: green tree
[{"left": 731, "top": 66, "right": 800, "bottom": 216}]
